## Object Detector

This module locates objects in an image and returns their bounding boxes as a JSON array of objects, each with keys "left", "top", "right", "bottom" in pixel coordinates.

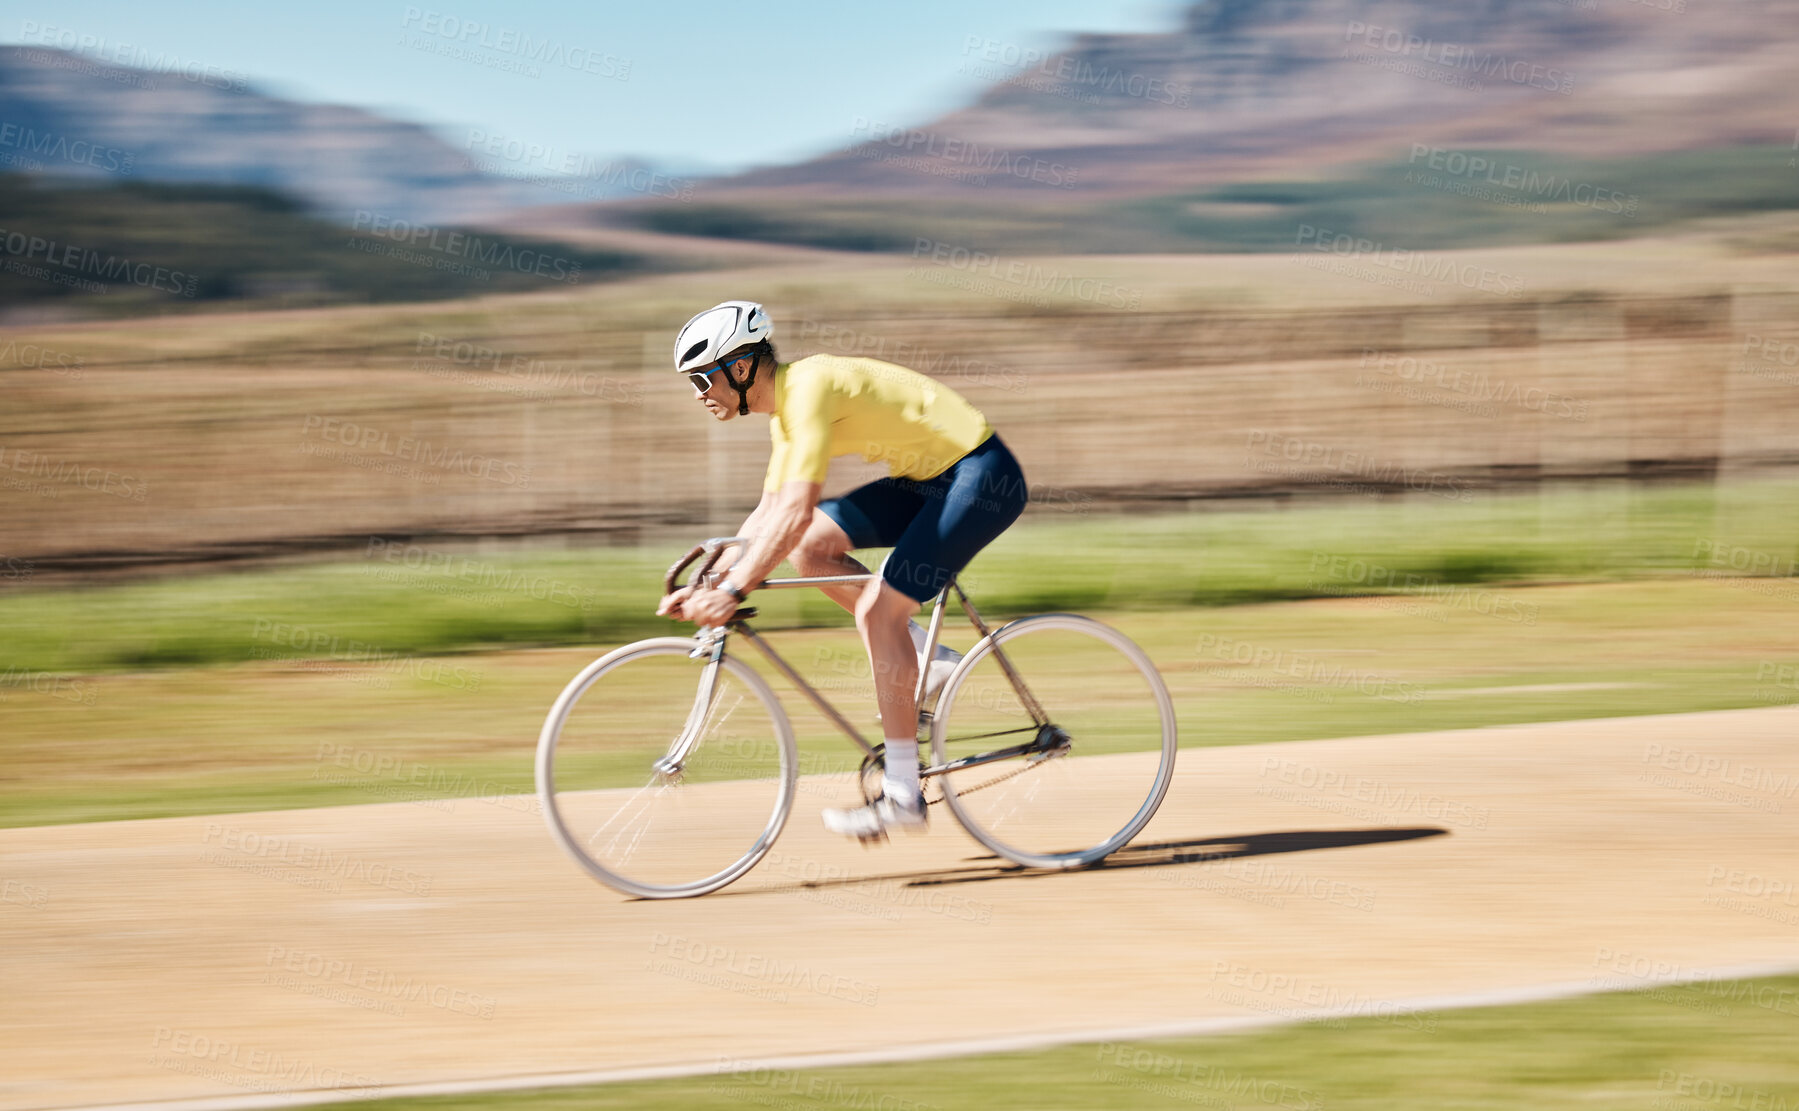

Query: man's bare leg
[
  {"left": 821, "top": 579, "right": 931, "bottom": 838},
  {"left": 788, "top": 510, "right": 869, "bottom": 614}
]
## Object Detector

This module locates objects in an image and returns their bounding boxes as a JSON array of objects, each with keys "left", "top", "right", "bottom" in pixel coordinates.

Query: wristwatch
[{"left": 720, "top": 581, "right": 749, "bottom": 602}]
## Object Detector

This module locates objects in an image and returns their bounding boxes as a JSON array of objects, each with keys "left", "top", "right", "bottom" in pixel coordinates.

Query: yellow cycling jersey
[{"left": 764, "top": 354, "right": 993, "bottom": 492}]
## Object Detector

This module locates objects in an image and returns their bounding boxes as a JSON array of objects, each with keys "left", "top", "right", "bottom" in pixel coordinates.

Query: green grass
[
  {"left": 3, "top": 478, "right": 1795, "bottom": 676},
  {"left": 264, "top": 973, "right": 1799, "bottom": 1109},
  {"left": 2, "top": 574, "right": 1794, "bottom": 829},
  {"left": 3, "top": 478, "right": 1795, "bottom": 828}
]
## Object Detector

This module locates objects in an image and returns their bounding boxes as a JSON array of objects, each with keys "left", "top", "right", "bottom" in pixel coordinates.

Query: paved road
[{"left": 4, "top": 705, "right": 1797, "bottom": 1110}]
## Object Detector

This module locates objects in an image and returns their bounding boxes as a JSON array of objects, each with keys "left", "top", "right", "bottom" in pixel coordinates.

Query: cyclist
[{"left": 657, "top": 300, "right": 1029, "bottom": 840}]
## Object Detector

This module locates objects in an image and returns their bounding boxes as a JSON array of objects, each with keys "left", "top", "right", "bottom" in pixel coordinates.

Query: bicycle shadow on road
[{"left": 715, "top": 827, "right": 1448, "bottom": 899}]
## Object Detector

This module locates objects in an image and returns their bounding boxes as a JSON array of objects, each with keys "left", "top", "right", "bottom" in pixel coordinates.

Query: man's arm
[
  {"left": 656, "top": 481, "right": 820, "bottom": 626},
  {"left": 655, "top": 491, "right": 774, "bottom": 619},
  {"left": 724, "top": 479, "right": 820, "bottom": 593},
  {"left": 714, "top": 490, "right": 775, "bottom": 580}
]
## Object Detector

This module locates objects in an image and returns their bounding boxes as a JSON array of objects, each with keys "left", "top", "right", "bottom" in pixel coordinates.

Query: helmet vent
[{"left": 680, "top": 339, "right": 710, "bottom": 363}]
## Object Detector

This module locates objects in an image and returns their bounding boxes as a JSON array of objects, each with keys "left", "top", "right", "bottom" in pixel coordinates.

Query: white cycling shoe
[{"left": 822, "top": 792, "right": 928, "bottom": 841}]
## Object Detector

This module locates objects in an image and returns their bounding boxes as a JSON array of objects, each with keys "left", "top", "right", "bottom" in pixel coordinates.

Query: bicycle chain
[
  {"left": 864, "top": 739, "right": 1064, "bottom": 806},
  {"left": 923, "top": 757, "right": 1048, "bottom": 805}
]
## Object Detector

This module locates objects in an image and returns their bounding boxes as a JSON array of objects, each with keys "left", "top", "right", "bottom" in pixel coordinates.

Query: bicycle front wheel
[
  {"left": 536, "top": 637, "right": 796, "bottom": 898},
  {"left": 931, "top": 614, "right": 1177, "bottom": 869}
]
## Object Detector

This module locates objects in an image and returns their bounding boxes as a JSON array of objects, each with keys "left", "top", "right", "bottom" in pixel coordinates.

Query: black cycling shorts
[{"left": 817, "top": 434, "right": 1027, "bottom": 602}]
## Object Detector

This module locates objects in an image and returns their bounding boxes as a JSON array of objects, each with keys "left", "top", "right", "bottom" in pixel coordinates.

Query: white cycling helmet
[
  {"left": 673, "top": 300, "right": 773, "bottom": 373},
  {"left": 673, "top": 300, "right": 773, "bottom": 415}
]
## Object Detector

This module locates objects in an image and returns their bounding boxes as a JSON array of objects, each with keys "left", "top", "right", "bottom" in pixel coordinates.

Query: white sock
[
  {"left": 883, "top": 738, "right": 920, "bottom": 802},
  {"left": 907, "top": 620, "right": 961, "bottom": 663}
]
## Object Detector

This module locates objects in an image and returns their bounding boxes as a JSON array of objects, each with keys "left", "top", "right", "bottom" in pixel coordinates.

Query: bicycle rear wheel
[
  {"left": 930, "top": 614, "right": 1177, "bottom": 869},
  {"left": 536, "top": 637, "right": 796, "bottom": 898}
]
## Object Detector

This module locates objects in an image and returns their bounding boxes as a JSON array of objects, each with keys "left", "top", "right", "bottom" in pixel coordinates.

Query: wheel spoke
[
  {"left": 537, "top": 640, "right": 797, "bottom": 898},
  {"left": 931, "top": 615, "right": 1176, "bottom": 868}
]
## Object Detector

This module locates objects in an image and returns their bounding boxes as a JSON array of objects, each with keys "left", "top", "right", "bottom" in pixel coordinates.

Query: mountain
[
  {"left": 0, "top": 45, "right": 685, "bottom": 224},
  {"left": 704, "top": 0, "right": 1799, "bottom": 199}
]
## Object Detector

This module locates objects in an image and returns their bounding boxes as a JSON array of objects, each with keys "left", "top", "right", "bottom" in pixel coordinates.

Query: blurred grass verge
[
  {"left": 2, "top": 478, "right": 1794, "bottom": 675},
  {"left": 2, "top": 574, "right": 1794, "bottom": 828},
  {"left": 229, "top": 973, "right": 1799, "bottom": 1110}
]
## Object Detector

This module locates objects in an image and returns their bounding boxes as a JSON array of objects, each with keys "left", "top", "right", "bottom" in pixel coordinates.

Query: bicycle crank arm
[
  {"left": 919, "top": 742, "right": 1038, "bottom": 779},
  {"left": 921, "top": 725, "right": 1072, "bottom": 780}
]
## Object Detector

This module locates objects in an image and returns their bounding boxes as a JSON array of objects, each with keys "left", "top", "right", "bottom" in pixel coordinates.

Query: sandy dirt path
[{"left": 4, "top": 705, "right": 1797, "bottom": 1110}]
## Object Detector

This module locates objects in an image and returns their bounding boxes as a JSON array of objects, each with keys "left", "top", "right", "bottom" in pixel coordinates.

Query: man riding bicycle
[{"left": 656, "top": 300, "right": 1029, "bottom": 840}]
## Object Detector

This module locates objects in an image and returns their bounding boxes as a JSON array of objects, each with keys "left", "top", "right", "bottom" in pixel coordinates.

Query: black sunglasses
[{"left": 687, "top": 351, "right": 755, "bottom": 394}]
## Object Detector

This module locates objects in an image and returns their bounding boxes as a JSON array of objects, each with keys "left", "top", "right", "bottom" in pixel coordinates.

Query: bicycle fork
[{"left": 651, "top": 628, "right": 729, "bottom": 777}]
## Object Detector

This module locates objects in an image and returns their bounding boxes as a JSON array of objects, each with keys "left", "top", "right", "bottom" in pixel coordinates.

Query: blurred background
[{"left": 4, "top": 0, "right": 1799, "bottom": 1107}]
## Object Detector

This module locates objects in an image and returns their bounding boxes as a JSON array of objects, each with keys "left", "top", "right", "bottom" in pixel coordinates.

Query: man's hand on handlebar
[
  {"left": 654, "top": 585, "right": 693, "bottom": 621},
  {"left": 656, "top": 584, "right": 739, "bottom": 627}
]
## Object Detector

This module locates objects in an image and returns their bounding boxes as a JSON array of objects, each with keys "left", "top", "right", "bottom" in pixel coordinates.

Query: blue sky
[{"left": 7, "top": 1, "right": 1184, "bottom": 174}]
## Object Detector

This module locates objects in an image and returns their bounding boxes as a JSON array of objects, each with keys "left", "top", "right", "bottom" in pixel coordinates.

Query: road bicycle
[{"left": 535, "top": 536, "right": 1178, "bottom": 898}]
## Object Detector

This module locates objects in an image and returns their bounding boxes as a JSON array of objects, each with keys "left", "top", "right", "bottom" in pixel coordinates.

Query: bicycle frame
[{"left": 667, "top": 536, "right": 1054, "bottom": 784}]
